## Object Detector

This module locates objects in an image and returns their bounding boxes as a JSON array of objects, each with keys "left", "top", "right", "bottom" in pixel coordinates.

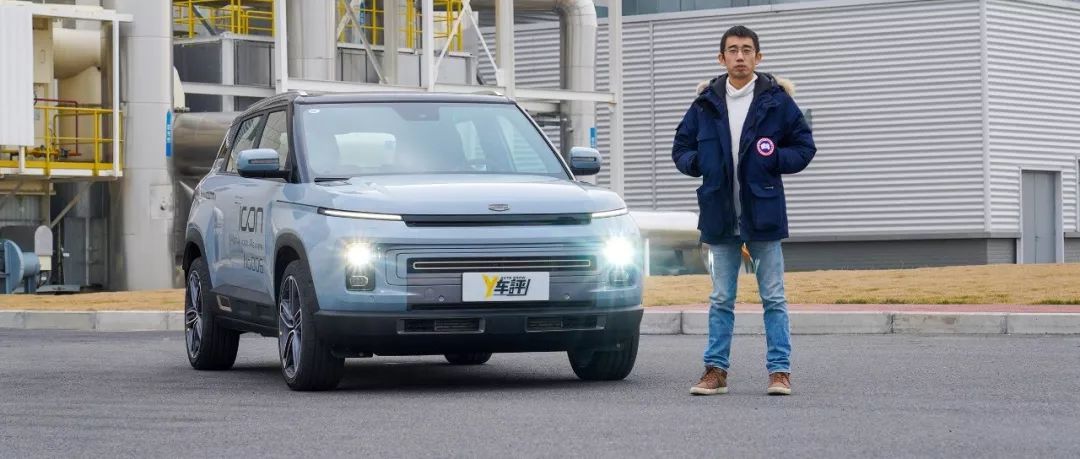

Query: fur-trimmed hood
[{"left": 695, "top": 73, "right": 795, "bottom": 96}]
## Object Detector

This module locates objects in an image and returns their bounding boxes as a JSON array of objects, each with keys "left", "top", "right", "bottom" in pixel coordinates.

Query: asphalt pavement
[{"left": 1, "top": 330, "right": 1078, "bottom": 458}]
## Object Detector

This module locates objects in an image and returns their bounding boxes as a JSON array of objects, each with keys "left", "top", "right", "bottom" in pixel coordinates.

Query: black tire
[
  {"left": 278, "top": 260, "right": 345, "bottom": 391},
  {"left": 185, "top": 257, "right": 240, "bottom": 371},
  {"left": 444, "top": 352, "right": 492, "bottom": 365},
  {"left": 567, "top": 333, "right": 639, "bottom": 381}
]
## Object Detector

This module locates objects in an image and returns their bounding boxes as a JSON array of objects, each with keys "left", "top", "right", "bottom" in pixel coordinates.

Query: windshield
[{"left": 297, "top": 102, "right": 569, "bottom": 180}]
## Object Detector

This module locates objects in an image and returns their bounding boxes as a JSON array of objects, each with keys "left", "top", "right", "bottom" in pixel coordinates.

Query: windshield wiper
[{"left": 314, "top": 176, "right": 351, "bottom": 183}]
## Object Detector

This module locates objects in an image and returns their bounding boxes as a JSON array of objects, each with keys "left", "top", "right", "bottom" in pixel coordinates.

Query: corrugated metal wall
[
  {"left": 782, "top": 239, "right": 1014, "bottom": 271},
  {"left": 652, "top": 0, "right": 987, "bottom": 236},
  {"left": 1067, "top": 239, "right": 1080, "bottom": 262},
  {"left": 0, "top": 195, "right": 42, "bottom": 227},
  {"left": 490, "top": 0, "right": 989, "bottom": 235},
  {"left": 0, "top": 5, "right": 35, "bottom": 147},
  {"left": 986, "top": 0, "right": 1080, "bottom": 233}
]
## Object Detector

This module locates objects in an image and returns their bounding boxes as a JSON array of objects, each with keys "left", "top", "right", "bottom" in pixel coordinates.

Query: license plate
[{"left": 462, "top": 272, "right": 550, "bottom": 302}]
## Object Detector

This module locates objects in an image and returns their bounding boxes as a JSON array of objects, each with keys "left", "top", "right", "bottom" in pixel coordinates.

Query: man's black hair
[{"left": 721, "top": 25, "right": 760, "bottom": 52}]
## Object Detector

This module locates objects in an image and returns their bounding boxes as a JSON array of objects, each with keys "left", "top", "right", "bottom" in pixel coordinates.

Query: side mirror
[
  {"left": 569, "top": 146, "right": 602, "bottom": 176},
  {"left": 236, "top": 148, "right": 288, "bottom": 179}
]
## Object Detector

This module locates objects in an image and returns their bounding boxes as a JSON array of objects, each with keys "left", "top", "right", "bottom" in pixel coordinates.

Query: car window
[
  {"left": 298, "top": 103, "right": 567, "bottom": 179},
  {"left": 225, "top": 115, "right": 263, "bottom": 173},
  {"left": 212, "top": 137, "right": 228, "bottom": 172},
  {"left": 255, "top": 110, "right": 290, "bottom": 170}
]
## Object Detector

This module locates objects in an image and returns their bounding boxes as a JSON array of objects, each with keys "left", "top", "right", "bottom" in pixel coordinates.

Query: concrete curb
[
  {"left": 166, "top": 311, "right": 186, "bottom": 331},
  {"left": 0, "top": 311, "right": 25, "bottom": 329},
  {"left": 94, "top": 311, "right": 171, "bottom": 332},
  {"left": 1007, "top": 313, "right": 1080, "bottom": 334},
  {"left": 891, "top": 312, "right": 1007, "bottom": 334},
  {"left": 790, "top": 312, "right": 892, "bottom": 334},
  {"left": 22, "top": 311, "right": 95, "bottom": 330},
  {"left": 0, "top": 310, "right": 1078, "bottom": 335},
  {"left": 639, "top": 310, "right": 681, "bottom": 335},
  {"left": 0, "top": 311, "right": 176, "bottom": 332}
]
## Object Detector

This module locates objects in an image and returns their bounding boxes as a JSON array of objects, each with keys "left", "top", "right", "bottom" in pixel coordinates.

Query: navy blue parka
[{"left": 672, "top": 72, "right": 816, "bottom": 243}]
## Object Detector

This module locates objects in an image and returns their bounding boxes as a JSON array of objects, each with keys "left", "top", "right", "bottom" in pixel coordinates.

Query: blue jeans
[{"left": 703, "top": 240, "right": 791, "bottom": 374}]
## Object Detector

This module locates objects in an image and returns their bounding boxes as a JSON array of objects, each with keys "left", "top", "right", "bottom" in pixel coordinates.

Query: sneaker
[
  {"left": 690, "top": 366, "right": 728, "bottom": 395},
  {"left": 767, "top": 372, "right": 791, "bottom": 395}
]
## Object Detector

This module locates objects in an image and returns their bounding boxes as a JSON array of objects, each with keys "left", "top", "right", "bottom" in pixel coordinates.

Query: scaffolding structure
[
  {"left": 173, "top": 0, "right": 274, "bottom": 38},
  {"left": 175, "top": 0, "right": 625, "bottom": 194},
  {"left": 173, "top": 0, "right": 464, "bottom": 52},
  {"left": 0, "top": 3, "right": 126, "bottom": 180}
]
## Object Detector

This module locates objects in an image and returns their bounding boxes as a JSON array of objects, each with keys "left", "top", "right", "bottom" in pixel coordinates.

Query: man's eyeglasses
[{"left": 724, "top": 46, "right": 757, "bottom": 56}]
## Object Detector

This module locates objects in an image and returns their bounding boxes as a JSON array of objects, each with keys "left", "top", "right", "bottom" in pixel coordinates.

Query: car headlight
[
  {"left": 346, "top": 243, "right": 374, "bottom": 267},
  {"left": 603, "top": 237, "right": 636, "bottom": 267},
  {"left": 345, "top": 243, "right": 376, "bottom": 291}
]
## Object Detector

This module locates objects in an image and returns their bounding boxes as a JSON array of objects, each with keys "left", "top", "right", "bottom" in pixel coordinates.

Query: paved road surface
[{"left": 1, "top": 330, "right": 1078, "bottom": 457}]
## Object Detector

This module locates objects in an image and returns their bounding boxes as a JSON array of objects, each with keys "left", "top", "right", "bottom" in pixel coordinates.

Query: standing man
[{"left": 672, "top": 25, "right": 816, "bottom": 396}]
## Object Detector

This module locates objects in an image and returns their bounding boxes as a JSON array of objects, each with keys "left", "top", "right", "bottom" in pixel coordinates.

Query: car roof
[{"left": 237, "top": 91, "right": 514, "bottom": 119}]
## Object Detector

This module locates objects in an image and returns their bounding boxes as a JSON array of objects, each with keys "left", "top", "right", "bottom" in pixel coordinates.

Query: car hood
[{"left": 312, "top": 174, "right": 625, "bottom": 215}]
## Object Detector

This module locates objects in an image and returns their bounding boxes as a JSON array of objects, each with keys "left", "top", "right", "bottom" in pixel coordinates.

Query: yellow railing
[
  {"left": 338, "top": 0, "right": 462, "bottom": 51},
  {"left": 408, "top": 0, "right": 464, "bottom": 52},
  {"left": 0, "top": 105, "right": 123, "bottom": 176},
  {"left": 431, "top": 0, "right": 464, "bottom": 53},
  {"left": 173, "top": 0, "right": 465, "bottom": 51},
  {"left": 339, "top": 0, "right": 383, "bottom": 44},
  {"left": 173, "top": 0, "right": 275, "bottom": 38}
]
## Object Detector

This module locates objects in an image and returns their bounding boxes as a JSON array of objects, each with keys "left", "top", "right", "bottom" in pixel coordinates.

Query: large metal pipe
[
  {"left": 103, "top": 0, "right": 177, "bottom": 290},
  {"left": 472, "top": 0, "right": 597, "bottom": 155},
  {"left": 287, "top": 0, "right": 337, "bottom": 80},
  {"left": 52, "top": 28, "right": 101, "bottom": 79},
  {"left": 555, "top": 0, "right": 597, "bottom": 156},
  {"left": 170, "top": 112, "right": 236, "bottom": 261},
  {"left": 171, "top": 112, "right": 236, "bottom": 187}
]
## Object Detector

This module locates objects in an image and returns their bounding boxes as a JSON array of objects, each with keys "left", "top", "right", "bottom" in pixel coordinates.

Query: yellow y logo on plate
[{"left": 483, "top": 275, "right": 501, "bottom": 299}]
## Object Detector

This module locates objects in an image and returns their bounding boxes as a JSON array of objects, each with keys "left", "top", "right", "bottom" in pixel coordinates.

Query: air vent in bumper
[
  {"left": 400, "top": 318, "right": 483, "bottom": 334},
  {"left": 526, "top": 315, "right": 601, "bottom": 332}
]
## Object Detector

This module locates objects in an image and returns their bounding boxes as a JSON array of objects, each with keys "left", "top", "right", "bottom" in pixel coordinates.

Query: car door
[
  {"left": 243, "top": 109, "right": 292, "bottom": 323},
  {"left": 214, "top": 113, "right": 265, "bottom": 320},
  {"left": 195, "top": 135, "right": 235, "bottom": 287}
]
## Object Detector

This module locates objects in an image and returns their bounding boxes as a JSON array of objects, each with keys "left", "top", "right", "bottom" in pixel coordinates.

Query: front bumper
[{"left": 312, "top": 304, "right": 643, "bottom": 356}]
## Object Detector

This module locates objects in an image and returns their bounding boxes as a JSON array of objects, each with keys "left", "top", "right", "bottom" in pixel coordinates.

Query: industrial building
[
  {"left": 0, "top": 0, "right": 1076, "bottom": 293},
  {"left": 499, "top": 0, "right": 1080, "bottom": 270}
]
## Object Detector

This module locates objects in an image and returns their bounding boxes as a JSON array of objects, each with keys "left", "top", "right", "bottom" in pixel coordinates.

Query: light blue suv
[{"left": 182, "top": 92, "right": 643, "bottom": 390}]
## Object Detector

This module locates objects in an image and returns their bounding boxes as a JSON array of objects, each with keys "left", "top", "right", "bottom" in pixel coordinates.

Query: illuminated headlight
[
  {"left": 346, "top": 243, "right": 374, "bottom": 267},
  {"left": 345, "top": 243, "right": 376, "bottom": 291},
  {"left": 603, "top": 237, "right": 636, "bottom": 267}
]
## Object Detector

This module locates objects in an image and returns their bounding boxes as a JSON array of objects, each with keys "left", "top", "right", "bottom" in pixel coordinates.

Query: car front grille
[{"left": 407, "top": 255, "right": 596, "bottom": 274}]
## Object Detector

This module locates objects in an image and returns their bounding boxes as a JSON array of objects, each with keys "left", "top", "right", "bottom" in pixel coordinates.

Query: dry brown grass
[
  {"left": 2, "top": 264, "right": 1078, "bottom": 310},
  {"left": 644, "top": 263, "right": 1080, "bottom": 306},
  {"left": 0, "top": 289, "right": 184, "bottom": 311}
]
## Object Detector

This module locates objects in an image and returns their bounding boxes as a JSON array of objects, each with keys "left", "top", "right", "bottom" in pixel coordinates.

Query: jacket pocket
[
  {"left": 695, "top": 131, "right": 720, "bottom": 178},
  {"left": 747, "top": 181, "right": 785, "bottom": 233},
  {"left": 696, "top": 185, "right": 730, "bottom": 238}
]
